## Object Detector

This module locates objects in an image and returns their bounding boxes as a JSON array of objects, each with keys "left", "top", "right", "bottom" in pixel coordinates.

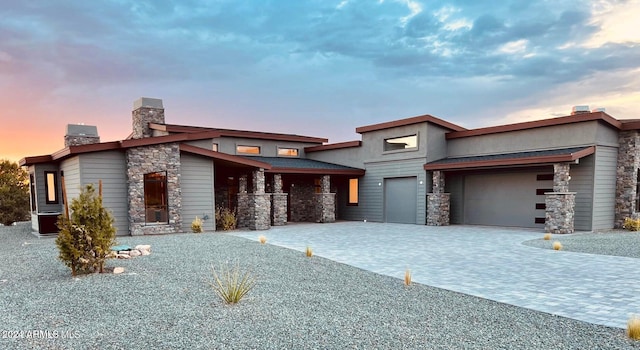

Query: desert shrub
[
  {"left": 209, "top": 262, "right": 256, "bottom": 304},
  {"left": 215, "top": 207, "right": 237, "bottom": 231},
  {"left": 404, "top": 269, "right": 412, "bottom": 286},
  {"left": 0, "top": 160, "right": 30, "bottom": 226},
  {"left": 543, "top": 233, "right": 552, "bottom": 240},
  {"left": 56, "top": 184, "right": 116, "bottom": 276},
  {"left": 258, "top": 235, "right": 267, "bottom": 244},
  {"left": 553, "top": 241, "right": 563, "bottom": 251},
  {"left": 192, "top": 216, "right": 203, "bottom": 233},
  {"left": 305, "top": 246, "right": 313, "bottom": 257},
  {"left": 623, "top": 217, "right": 640, "bottom": 231}
]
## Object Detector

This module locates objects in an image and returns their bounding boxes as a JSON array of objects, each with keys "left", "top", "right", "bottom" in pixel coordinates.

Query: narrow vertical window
[
  {"left": 314, "top": 178, "right": 322, "bottom": 194},
  {"left": 44, "top": 171, "right": 58, "bottom": 204},
  {"left": 348, "top": 178, "right": 359, "bottom": 205},
  {"left": 30, "top": 174, "right": 36, "bottom": 211},
  {"left": 144, "top": 172, "right": 168, "bottom": 223},
  {"left": 212, "top": 143, "right": 218, "bottom": 152}
]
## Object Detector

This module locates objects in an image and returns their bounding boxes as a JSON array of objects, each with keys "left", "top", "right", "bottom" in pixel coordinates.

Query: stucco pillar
[
  {"left": 544, "top": 163, "right": 575, "bottom": 234},
  {"left": 427, "top": 171, "right": 450, "bottom": 226},
  {"left": 271, "top": 174, "right": 287, "bottom": 226},
  {"left": 315, "top": 175, "right": 335, "bottom": 223}
]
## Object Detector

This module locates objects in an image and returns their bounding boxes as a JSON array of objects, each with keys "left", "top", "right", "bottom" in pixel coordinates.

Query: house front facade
[{"left": 21, "top": 98, "right": 640, "bottom": 235}]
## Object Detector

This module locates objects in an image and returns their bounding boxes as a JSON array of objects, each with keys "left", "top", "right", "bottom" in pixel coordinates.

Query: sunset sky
[{"left": 1, "top": 0, "right": 639, "bottom": 163}]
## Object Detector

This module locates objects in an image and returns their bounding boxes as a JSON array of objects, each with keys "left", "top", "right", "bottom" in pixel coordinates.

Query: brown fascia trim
[
  {"left": 19, "top": 155, "right": 53, "bottom": 166},
  {"left": 305, "top": 140, "right": 362, "bottom": 153},
  {"left": 179, "top": 144, "right": 272, "bottom": 169},
  {"left": 156, "top": 123, "right": 328, "bottom": 143},
  {"left": 620, "top": 119, "right": 640, "bottom": 130},
  {"left": 265, "top": 167, "right": 365, "bottom": 176},
  {"left": 424, "top": 146, "right": 596, "bottom": 171},
  {"left": 446, "top": 112, "right": 621, "bottom": 139},
  {"left": 356, "top": 114, "right": 467, "bottom": 134},
  {"left": 51, "top": 141, "right": 123, "bottom": 161}
]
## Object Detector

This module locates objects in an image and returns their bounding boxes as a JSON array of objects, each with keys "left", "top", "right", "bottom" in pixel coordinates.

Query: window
[
  {"left": 30, "top": 174, "right": 36, "bottom": 211},
  {"left": 144, "top": 172, "right": 168, "bottom": 223},
  {"left": 278, "top": 147, "right": 299, "bottom": 157},
  {"left": 44, "top": 171, "right": 58, "bottom": 204},
  {"left": 236, "top": 145, "right": 260, "bottom": 155},
  {"left": 384, "top": 134, "right": 417, "bottom": 151},
  {"left": 348, "top": 178, "right": 359, "bottom": 205},
  {"left": 314, "top": 178, "right": 322, "bottom": 194},
  {"left": 212, "top": 143, "right": 218, "bottom": 152}
]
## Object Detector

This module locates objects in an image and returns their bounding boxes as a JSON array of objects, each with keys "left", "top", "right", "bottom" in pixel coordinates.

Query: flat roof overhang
[{"left": 424, "top": 146, "right": 595, "bottom": 171}]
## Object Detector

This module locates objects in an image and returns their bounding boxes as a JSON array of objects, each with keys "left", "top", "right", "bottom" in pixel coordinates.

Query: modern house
[{"left": 21, "top": 98, "right": 640, "bottom": 235}]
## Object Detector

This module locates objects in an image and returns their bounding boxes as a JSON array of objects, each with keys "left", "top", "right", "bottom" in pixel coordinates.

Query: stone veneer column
[
  {"left": 615, "top": 130, "right": 640, "bottom": 227},
  {"left": 236, "top": 174, "right": 250, "bottom": 228},
  {"left": 240, "top": 170, "right": 271, "bottom": 230},
  {"left": 126, "top": 143, "right": 182, "bottom": 235},
  {"left": 427, "top": 171, "right": 450, "bottom": 226},
  {"left": 271, "top": 174, "right": 287, "bottom": 226},
  {"left": 544, "top": 163, "right": 575, "bottom": 234},
  {"left": 315, "top": 175, "right": 336, "bottom": 223}
]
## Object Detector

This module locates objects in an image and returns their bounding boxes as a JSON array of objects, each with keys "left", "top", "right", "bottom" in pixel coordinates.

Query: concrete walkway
[{"left": 234, "top": 221, "right": 640, "bottom": 329}]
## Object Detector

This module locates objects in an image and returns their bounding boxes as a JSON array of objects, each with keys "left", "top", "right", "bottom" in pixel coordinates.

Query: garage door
[
  {"left": 463, "top": 172, "right": 551, "bottom": 228},
  {"left": 384, "top": 177, "right": 417, "bottom": 224}
]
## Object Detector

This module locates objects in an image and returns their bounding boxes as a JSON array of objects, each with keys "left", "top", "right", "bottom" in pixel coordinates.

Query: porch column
[
  {"left": 427, "top": 170, "right": 450, "bottom": 226},
  {"left": 236, "top": 174, "right": 250, "bottom": 228},
  {"left": 545, "top": 163, "right": 575, "bottom": 234},
  {"left": 271, "top": 174, "right": 287, "bottom": 226},
  {"left": 248, "top": 169, "right": 271, "bottom": 230},
  {"left": 315, "top": 175, "right": 335, "bottom": 223}
]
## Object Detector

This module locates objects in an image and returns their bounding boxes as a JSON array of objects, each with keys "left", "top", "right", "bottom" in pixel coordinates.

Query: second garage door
[
  {"left": 384, "top": 177, "right": 417, "bottom": 224},
  {"left": 463, "top": 172, "right": 550, "bottom": 228}
]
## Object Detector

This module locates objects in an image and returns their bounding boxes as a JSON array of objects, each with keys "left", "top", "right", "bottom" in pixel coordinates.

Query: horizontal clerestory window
[
  {"left": 236, "top": 145, "right": 261, "bottom": 155},
  {"left": 277, "top": 147, "right": 299, "bottom": 157},
  {"left": 384, "top": 134, "right": 417, "bottom": 152}
]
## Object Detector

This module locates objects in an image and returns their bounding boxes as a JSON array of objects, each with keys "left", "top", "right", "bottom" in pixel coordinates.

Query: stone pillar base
[
  {"left": 131, "top": 223, "right": 179, "bottom": 236},
  {"left": 272, "top": 193, "right": 288, "bottom": 226},
  {"left": 427, "top": 193, "right": 450, "bottom": 226},
  {"left": 315, "top": 193, "right": 336, "bottom": 223},
  {"left": 545, "top": 192, "right": 575, "bottom": 234},
  {"left": 248, "top": 194, "right": 271, "bottom": 230}
]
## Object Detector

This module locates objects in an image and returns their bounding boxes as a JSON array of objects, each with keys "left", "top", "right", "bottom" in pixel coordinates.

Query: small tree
[
  {"left": 0, "top": 160, "right": 30, "bottom": 226},
  {"left": 56, "top": 184, "right": 116, "bottom": 276}
]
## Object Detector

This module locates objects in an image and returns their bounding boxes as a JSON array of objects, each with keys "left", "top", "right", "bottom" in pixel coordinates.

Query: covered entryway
[
  {"left": 384, "top": 177, "right": 417, "bottom": 224},
  {"left": 463, "top": 172, "right": 551, "bottom": 228}
]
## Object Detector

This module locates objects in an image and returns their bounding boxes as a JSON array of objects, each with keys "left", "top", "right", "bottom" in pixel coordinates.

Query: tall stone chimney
[
  {"left": 132, "top": 97, "right": 165, "bottom": 139},
  {"left": 64, "top": 124, "right": 100, "bottom": 147}
]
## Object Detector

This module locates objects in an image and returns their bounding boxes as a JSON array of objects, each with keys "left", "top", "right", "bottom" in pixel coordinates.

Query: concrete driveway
[{"left": 234, "top": 221, "right": 640, "bottom": 329}]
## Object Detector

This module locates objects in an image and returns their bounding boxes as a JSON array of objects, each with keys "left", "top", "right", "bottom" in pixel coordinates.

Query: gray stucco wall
[
  {"left": 213, "top": 137, "right": 321, "bottom": 158},
  {"left": 180, "top": 153, "right": 215, "bottom": 232}
]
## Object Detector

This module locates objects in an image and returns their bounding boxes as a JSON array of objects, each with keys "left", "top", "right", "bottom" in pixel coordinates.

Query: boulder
[
  {"left": 135, "top": 245, "right": 151, "bottom": 252},
  {"left": 113, "top": 267, "right": 125, "bottom": 274},
  {"left": 129, "top": 249, "right": 141, "bottom": 257}
]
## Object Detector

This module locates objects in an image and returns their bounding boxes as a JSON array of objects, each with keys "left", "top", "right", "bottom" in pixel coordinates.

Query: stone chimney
[
  {"left": 64, "top": 124, "right": 100, "bottom": 147},
  {"left": 132, "top": 97, "right": 165, "bottom": 139}
]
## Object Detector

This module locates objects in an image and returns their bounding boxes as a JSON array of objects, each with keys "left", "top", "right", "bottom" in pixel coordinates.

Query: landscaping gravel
[
  {"left": 523, "top": 230, "right": 640, "bottom": 259},
  {"left": 1, "top": 222, "right": 639, "bottom": 349}
]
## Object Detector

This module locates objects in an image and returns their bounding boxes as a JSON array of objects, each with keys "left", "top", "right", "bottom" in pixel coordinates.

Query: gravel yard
[
  {"left": 1, "top": 222, "right": 639, "bottom": 349},
  {"left": 522, "top": 230, "right": 640, "bottom": 258}
]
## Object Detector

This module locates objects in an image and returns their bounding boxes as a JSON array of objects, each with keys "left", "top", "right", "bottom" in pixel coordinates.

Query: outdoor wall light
[
  {"left": 378, "top": 182, "right": 382, "bottom": 186},
  {"left": 419, "top": 180, "right": 423, "bottom": 185}
]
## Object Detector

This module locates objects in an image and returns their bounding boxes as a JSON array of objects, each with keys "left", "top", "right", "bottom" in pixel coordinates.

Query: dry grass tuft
[
  {"left": 258, "top": 235, "right": 267, "bottom": 244},
  {"left": 628, "top": 316, "right": 640, "bottom": 340},
  {"left": 543, "top": 233, "right": 552, "bottom": 240},
  {"left": 404, "top": 269, "right": 412, "bottom": 286},
  {"left": 305, "top": 246, "right": 313, "bottom": 257},
  {"left": 553, "top": 241, "right": 563, "bottom": 251}
]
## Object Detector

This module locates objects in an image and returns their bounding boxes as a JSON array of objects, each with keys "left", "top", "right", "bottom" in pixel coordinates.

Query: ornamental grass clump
[
  {"left": 628, "top": 316, "right": 640, "bottom": 340},
  {"left": 210, "top": 263, "right": 256, "bottom": 304},
  {"left": 215, "top": 207, "right": 237, "bottom": 231},
  {"left": 258, "top": 235, "right": 267, "bottom": 244},
  {"left": 305, "top": 246, "right": 313, "bottom": 257},
  {"left": 553, "top": 241, "right": 563, "bottom": 251},
  {"left": 191, "top": 216, "right": 203, "bottom": 233},
  {"left": 543, "top": 233, "right": 552, "bottom": 240},
  {"left": 623, "top": 217, "right": 640, "bottom": 231},
  {"left": 404, "top": 269, "right": 412, "bottom": 286}
]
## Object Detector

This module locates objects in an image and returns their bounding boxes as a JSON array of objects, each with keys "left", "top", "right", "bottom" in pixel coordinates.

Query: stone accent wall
[
  {"left": 545, "top": 192, "right": 576, "bottom": 234},
  {"left": 553, "top": 163, "right": 571, "bottom": 192},
  {"left": 271, "top": 174, "right": 287, "bottom": 226},
  {"left": 237, "top": 175, "right": 250, "bottom": 228},
  {"left": 427, "top": 193, "right": 450, "bottom": 226},
  {"left": 615, "top": 130, "right": 640, "bottom": 227},
  {"left": 126, "top": 143, "right": 181, "bottom": 235},
  {"left": 427, "top": 171, "right": 450, "bottom": 226},
  {"left": 290, "top": 181, "right": 316, "bottom": 222},
  {"left": 64, "top": 135, "right": 100, "bottom": 147},
  {"left": 132, "top": 101, "right": 165, "bottom": 139}
]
